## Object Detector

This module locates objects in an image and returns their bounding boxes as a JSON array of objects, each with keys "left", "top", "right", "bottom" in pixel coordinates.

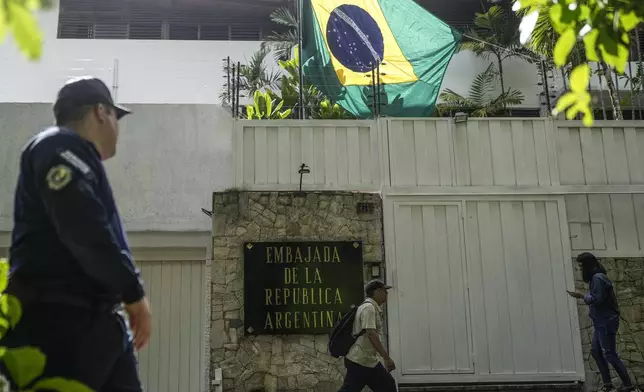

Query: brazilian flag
[{"left": 302, "top": 0, "right": 461, "bottom": 118}]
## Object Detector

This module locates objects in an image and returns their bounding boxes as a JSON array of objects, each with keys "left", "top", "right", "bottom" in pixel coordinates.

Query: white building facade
[{"left": 1, "top": 1, "right": 643, "bottom": 391}]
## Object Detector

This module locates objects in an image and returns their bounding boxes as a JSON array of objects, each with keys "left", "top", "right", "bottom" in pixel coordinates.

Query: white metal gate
[
  {"left": 137, "top": 260, "right": 209, "bottom": 392},
  {"left": 390, "top": 202, "right": 474, "bottom": 377},
  {"left": 385, "top": 196, "right": 585, "bottom": 384}
]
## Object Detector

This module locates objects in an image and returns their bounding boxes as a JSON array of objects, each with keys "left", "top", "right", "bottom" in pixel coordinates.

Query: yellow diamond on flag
[{"left": 309, "top": 0, "right": 418, "bottom": 87}]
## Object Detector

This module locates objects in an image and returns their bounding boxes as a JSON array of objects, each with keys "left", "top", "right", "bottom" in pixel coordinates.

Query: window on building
[
  {"left": 169, "top": 23, "right": 199, "bottom": 40},
  {"left": 417, "top": 0, "right": 486, "bottom": 32},
  {"left": 93, "top": 20, "right": 128, "bottom": 39},
  {"left": 57, "top": 0, "right": 288, "bottom": 41},
  {"left": 200, "top": 25, "right": 230, "bottom": 41}
]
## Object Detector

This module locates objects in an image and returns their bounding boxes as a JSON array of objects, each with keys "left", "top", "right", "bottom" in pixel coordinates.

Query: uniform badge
[{"left": 46, "top": 165, "right": 73, "bottom": 190}]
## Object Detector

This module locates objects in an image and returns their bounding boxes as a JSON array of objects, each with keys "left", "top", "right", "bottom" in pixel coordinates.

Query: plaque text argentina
[{"left": 244, "top": 241, "right": 364, "bottom": 335}]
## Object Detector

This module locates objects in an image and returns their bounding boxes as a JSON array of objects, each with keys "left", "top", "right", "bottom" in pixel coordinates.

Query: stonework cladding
[
  {"left": 210, "top": 191, "right": 384, "bottom": 392},
  {"left": 574, "top": 258, "right": 644, "bottom": 391}
]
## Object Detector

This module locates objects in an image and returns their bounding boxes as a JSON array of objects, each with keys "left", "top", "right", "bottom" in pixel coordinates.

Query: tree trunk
[
  {"left": 496, "top": 53, "right": 506, "bottom": 113},
  {"left": 636, "top": 28, "right": 643, "bottom": 119},
  {"left": 628, "top": 59, "right": 636, "bottom": 120},
  {"left": 561, "top": 68, "right": 568, "bottom": 90},
  {"left": 496, "top": 54, "right": 506, "bottom": 96},
  {"left": 599, "top": 60, "right": 624, "bottom": 120},
  {"left": 596, "top": 63, "right": 608, "bottom": 120}
]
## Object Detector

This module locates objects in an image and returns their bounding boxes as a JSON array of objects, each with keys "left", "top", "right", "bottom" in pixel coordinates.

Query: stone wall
[
  {"left": 210, "top": 191, "right": 384, "bottom": 392},
  {"left": 574, "top": 258, "right": 644, "bottom": 390}
]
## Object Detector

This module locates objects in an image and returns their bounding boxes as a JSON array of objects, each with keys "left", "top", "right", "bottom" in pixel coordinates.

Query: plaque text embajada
[{"left": 244, "top": 241, "right": 364, "bottom": 335}]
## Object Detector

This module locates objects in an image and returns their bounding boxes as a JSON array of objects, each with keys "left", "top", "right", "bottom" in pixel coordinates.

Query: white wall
[
  {"left": 442, "top": 54, "right": 543, "bottom": 108},
  {"left": 0, "top": 7, "right": 548, "bottom": 108},
  {"left": 0, "top": 103, "right": 233, "bottom": 233},
  {"left": 0, "top": 8, "right": 264, "bottom": 105},
  {"left": 1, "top": 7, "right": 639, "bottom": 110}
]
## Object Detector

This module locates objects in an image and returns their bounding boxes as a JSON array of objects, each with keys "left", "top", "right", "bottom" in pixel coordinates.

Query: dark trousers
[
  {"left": 591, "top": 317, "right": 633, "bottom": 388},
  {"left": 338, "top": 358, "right": 397, "bottom": 392},
  {"left": 0, "top": 303, "right": 142, "bottom": 392}
]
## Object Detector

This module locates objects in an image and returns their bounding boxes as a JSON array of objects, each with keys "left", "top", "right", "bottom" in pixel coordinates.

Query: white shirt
[{"left": 345, "top": 298, "right": 383, "bottom": 368}]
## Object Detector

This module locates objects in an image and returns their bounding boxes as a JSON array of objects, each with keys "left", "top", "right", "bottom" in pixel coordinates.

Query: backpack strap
[
  {"left": 351, "top": 300, "right": 372, "bottom": 339},
  {"left": 354, "top": 330, "right": 367, "bottom": 338}
]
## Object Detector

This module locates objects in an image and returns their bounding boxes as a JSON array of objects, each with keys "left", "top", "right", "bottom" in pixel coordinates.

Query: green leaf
[
  {"left": 265, "top": 94, "right": 273, "bottom": 117},
  {"left": 597, "top": 32, "right": 630, "bottom": 74},
  {"left": 620, "top": 10, "right": 641, "bottom": 32},
  {"left": 555, "top": 94, "right": 577, "bottom": 113},
  {"left": 0, "top": 5, "right": 7, "bottom": 43},
  {"left": 3, "top": 347, "right": 46, "bottom": 388},
  {"left": 253, "top": 90, "right": 266, "bottom": 118},
  {"left": 0, "top": 295, "right": 21, "bottom": 328},
  {"left": 553, "top": 65, "right": 593, "bottom": 125},
  {"left": 31, "top": 377, "right": 94, "bottom": 392},
  {"left": 514, "top": 0, "right": 547, "bottom": 12},
  {"left": 274, "top": 99, "right": 284, "bottom": 112},
  {"left": 549, "top": 4, "right": 565, "bottom": 32},
  {"left": 554, "top": 28, "right": 576, "bottom": 67},
  {"left": 582, "top": 29, "right": 600, "bottom": 62},
  {"left": 0, "top": 259, "right": 8, "bottom": 293},
  {"left": 280, "top": 109, "right": 293, "bottom": 119},
  {"left": 570, "top": 64, "right": 590, "bottom": 92},
  {"left": 7, "top": 2, "right": 43, "bottom": 61}
]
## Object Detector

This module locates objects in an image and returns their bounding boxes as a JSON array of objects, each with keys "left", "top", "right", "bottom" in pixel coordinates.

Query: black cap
[
  {"left": 53, "top": 77, "right": 131, "bottom": 124},
  {"left": 365, "top": 279, "right": 392, "bottom": 293}
]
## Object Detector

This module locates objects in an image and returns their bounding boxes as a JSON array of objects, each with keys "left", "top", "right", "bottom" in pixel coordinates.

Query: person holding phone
[{"left": 567, "top": 252, "right": 640, "bottom": 392}]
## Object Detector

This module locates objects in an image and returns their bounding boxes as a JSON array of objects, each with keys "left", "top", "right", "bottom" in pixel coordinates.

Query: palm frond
[
  {"left": 487, "top": 88, "right": 524, "bottom": 113},
  {"left": 438, "top": 60, "right": 525, "bottom": 117},
  {"left": 523, "top": 7, "right": 585, "bottom": 67},
  {"left": 461, "top": 3, "right": 531, "bottom": 63},
  {"left": 526, "top": 10, "right": 556, "bottom": 57},
  {"left": 473, "top": 5, "right": 507, "bottom": 32},
  {"left": 238, "top": 47, "right": 282, "bottom": 95},
  {"left": 242, "top": 47, "right": 271, "bottom": 77},
  {"left": 439, "top": 89, "right": 475, "bottom": 108},
  {"left": 261, "top": 30, "right": 298, "bottom": 60},
  {"left": 470, "top": 107, "right": 491, "bottom": 117},
  {"left": 469, "top": 63, "right": 497, "bottom": 103},
  {"left": 269, "top": 7, "right": 298, "bottom": 28},
  {"left": 503, "top": 89, "right": 526, "bottom": 105},
  {"left": 458, "top": 37, "right": 490, "bottom": 56}
]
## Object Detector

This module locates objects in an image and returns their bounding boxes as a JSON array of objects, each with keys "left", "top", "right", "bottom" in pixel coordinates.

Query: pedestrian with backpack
[{"left": 335, "top": 279, "right": 397, "bottom": 392}]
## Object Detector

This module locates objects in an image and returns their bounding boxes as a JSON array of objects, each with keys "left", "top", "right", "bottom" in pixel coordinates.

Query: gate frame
[{"left": 383, "top": 193, "right": 585, "bottom": 385}]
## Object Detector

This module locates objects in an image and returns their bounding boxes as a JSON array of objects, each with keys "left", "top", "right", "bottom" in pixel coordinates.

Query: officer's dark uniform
[{"left": 1, "top": 78, "right": 146, "bottom": 391}]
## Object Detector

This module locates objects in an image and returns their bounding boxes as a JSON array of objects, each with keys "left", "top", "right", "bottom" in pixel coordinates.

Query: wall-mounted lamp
[
  {"left": 201, "top": 208, "right": 213, "bottom": 218},
  {"left": 453, "top": 112, "right": 468, "bottom": 124},
  {"left": 297, "top": 163, "right": 310, "bottom": 195},
  {"left": 371, "top": 265, "right": 381, "bottom": 278}
]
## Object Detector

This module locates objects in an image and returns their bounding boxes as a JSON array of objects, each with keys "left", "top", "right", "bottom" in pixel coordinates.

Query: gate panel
[
  {"left": 387, "top": 196, "right": 584, "bottom": 384},
  {"left": 137, "top": 260, "right": 207, "bottom": 392},
  {"left": 392, "top": 202, "right": 473, "bottom": 376},
  {"left": 465, "top": 200, "right": 581, "bottom": 378}
]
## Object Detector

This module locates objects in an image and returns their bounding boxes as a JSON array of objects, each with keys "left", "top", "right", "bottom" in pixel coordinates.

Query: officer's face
[{"left": 95, "top": 104, "right": 119, "bottom": 160}]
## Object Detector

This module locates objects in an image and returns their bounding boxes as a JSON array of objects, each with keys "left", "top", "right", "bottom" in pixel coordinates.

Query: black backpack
[{"left": 328, "top": 301, "right": 368, "bottom": 358}]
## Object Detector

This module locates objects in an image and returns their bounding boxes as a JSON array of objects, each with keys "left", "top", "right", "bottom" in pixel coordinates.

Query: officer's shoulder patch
[
  {"left": 59, "top": 150, "right": 91, "bottom": 175},
  {"left": 46, "top": 164, "right": 73, "bottom": 191}
]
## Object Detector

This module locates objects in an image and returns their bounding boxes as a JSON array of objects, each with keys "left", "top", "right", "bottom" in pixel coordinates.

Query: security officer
[{"left": 1, "top": 77, "right": 152, "bottom": 391}]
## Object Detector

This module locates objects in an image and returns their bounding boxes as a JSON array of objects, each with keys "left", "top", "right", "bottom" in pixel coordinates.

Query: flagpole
[{"left": 297, "top": 0, "right": 305, "bottom": 119}]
